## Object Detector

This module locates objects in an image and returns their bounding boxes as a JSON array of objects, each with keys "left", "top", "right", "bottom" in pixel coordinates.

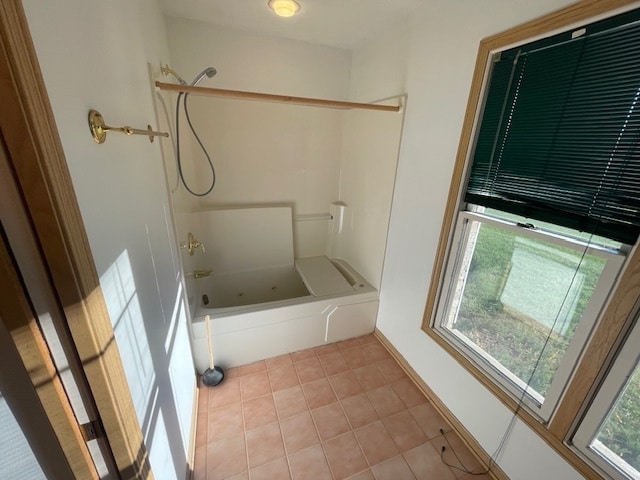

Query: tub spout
[{"left": 192, "top": 269, "right": 213, "bottom": 279}]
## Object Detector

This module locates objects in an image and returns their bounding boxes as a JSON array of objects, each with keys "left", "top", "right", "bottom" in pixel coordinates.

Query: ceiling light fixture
[{"left": 268, "top": 0, "right": 300, "bottom": 18}]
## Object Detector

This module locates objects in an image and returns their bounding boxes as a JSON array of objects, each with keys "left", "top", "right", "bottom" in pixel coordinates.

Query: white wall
[
  {"left": 22, "top": 1, "right": 196, "bottom": 479},
  {"left": 365, "top": 1, "right": 585, "bottom": 479},
  {"left": 164, "top": 18, "right": 351, "bottom": 258}
]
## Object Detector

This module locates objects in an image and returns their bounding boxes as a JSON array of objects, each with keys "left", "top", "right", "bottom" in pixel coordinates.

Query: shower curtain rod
[{"left": 155, "top": 81, "right": 401, "bottom": 112}]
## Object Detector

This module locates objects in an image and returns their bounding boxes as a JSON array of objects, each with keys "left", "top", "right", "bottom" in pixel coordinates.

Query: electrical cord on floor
[
  {"left": 438, "top": 427, "right": 491, "bottom": 476},
  {"left": 175, "top": 92, "right": 216, "bottom": 197}
]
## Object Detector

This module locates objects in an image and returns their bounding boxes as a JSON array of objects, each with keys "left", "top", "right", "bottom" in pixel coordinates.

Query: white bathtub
[{"left": 190, "top": 256, "right": 378, "bottom": 371}]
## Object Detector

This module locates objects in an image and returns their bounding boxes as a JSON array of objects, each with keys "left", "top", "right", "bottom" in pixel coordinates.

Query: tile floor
[{"left": 193, "top": 334, "right": 493, "bottom": 480}]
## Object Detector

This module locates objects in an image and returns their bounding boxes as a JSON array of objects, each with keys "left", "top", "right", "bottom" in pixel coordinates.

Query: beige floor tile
[
  {"left": 206, "top": 433, "right": 247, "bottom": 480},
  {"left": 224, "top": 367, "right": 240, "bottom": 379},
  {"left": 359, "top": 334, "right": 378, "bottom": 345},
  {"left": 246, "top": 422, "right": 285, "bottom": 468},
  {"left": 371, "top": 455, "right": 416, "bottom": 480},
  {"left": 191, "top": 335, "right": 487, "bottom": 480},
  {"left": 313, "top": 343, "right": 339, "bottom": 356},
  {"left": 311, "top": 402, "right": 351, "bottom": 441},
  {"left": 328, "top": 371, "right": 364, "bottom": 400},
  {"left": 340, "top": 392, "right": 379, "bottom": 428},
  {"left": 302, "top": 378, "right": 337, "bottom": 409},
  {"left": 193, "top": 442, "right": 207, "bottom": 480},
  {"left": 294, "top": 357, "right": 326, "bottom": 384},
  {"left": 344, "top": 469, "right": 374, "bottom": 480},
  {"left": 265, "top": 353, "right": 293, "bottom": 370},
  {"left": 240, "top": 371, "right": 271, "bottom": 400},
  {"left": 288, "top": 444, "right": 332, "bottom": 480},
  {"left": 318, "top": 350, "right": 350, "bottom": 376},
  {"left": 409, "top": 402, "right": 448, "bottom": 439},
  {"left": 391, "top": 377, "right": 427, "bottom": 408},
  {"left": 226, "top": 472, "right": 248, "bottom": 480},
  {"left": 382, "top": 410, "right": 428, "bottom": 452},
  {"left": 243, "top": 394, "right": 277, "bottom": 431},
  {"left": 403, "top": 442, "right": 456, "bottom": 480},
  {"left": 280, "top": 411, "right": 319, "bottom": 454},
  {"left": 341, "top": 346, "right": 370, "bottom": 369},
  {"left": 366, "top": 384, "right": 406, "bottom": 419},
  {"left": 375, "top": 358, "right": 406, "bottom": 382},
  {"left": 197, "top": 386, "right": 209, "bottom": 410},
  {"left": 249, "top": 457, "right": 291, "bottom": 480},
  {"left": 352, "top": 364, "right": 387, "bottom": 391},
  {"left": 196, "top": 411, "right": 208, "bottom": 446},
  {"left": 323, "top": 432, "right": 369, "bottom": 480},
  {"left": 458, "top": 473, "right": 494, "bottom": 480},
  {"left": 362, "top": 343, "right": 390, "bottom": 363},
  {"left": 208, "top": 377, "right": 241, "bottom": 407},
  {"left": 207, "top": 403, "right": 243, "bottom": 440},
  {"left": 354, "top": 420, "right": 399, "bottom": 466},
  {"left": 273, "top": 385, "right": 309, "bottom": 419},
  {"left": 337, "top": 337, "right": 365, "bottom": 350},
  {"left": 290, "top": 348, "right": 316, "bottom": 363},
  {"left": 237, "top": 360, "right": 266, "bottom": 376},
  {"left": 268, "top": 364, "right": 300, "bottom": 392}
]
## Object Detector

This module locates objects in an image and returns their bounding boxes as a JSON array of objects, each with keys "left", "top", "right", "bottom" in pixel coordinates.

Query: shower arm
[{"left": 161, "top": 64, "right": 187, "bottom": 85}]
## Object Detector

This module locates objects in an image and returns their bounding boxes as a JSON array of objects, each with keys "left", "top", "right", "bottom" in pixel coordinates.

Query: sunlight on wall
[
  {"left": 168, "top": 302, "right": 195, "bottom": 453},
  {"left": 100, "top": 249, "right": 194, "bottom": 478},
  {"left": 101, "top": 250, "right": 155, "bottom": 419}
]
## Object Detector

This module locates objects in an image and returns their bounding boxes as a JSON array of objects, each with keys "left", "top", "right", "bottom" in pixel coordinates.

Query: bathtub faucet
[{"left": 187, "top": 269, "right": 213, "bottom": 279}]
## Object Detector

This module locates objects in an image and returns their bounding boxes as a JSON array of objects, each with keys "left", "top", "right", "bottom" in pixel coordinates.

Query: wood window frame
[
  {"left": 421, "top": 0, "right": 640, "bottom": 478},
  {"left": 0, "top": 1, "right": 152, "bottom": 478}
]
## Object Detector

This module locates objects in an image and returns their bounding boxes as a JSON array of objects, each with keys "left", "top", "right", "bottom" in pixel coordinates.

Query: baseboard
[
  {"left": 374, "top": 328, "right": 509, "bottom": 480},
  {"left": 187, "top": 376, "right": 199, "bottom": 480}
]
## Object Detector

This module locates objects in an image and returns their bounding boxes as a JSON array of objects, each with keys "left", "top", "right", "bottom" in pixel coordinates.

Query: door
[
  {"left": 0, "top": 131, "right": 119, "bottom": 477},
  {"left": 0, "top": 224, "right": 100, "bottom": 478}
]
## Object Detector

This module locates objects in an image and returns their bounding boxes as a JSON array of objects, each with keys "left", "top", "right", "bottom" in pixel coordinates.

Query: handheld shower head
[
  {"left": 161, "top": 64, "right": 217, "bottom": 86},
  {"left": 190, "top": 67, "right": 217, "bottom": 86}
]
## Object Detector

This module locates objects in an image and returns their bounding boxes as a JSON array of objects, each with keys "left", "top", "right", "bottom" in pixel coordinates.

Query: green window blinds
[{"left": 465, "top": 9, "right": 640, "bottom": 245}]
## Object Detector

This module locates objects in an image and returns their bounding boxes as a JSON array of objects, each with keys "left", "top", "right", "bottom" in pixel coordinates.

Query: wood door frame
[
  {"left": 0, "top": 1, "right": 152, "bottom": 478},
  {"left": 0, "top": 218, "right": 96, "bottom": 480}
]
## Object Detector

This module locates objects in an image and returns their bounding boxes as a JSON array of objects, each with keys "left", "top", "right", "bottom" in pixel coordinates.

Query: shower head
[
  {"left": 161, "top": 64, "right": 217, "bottom": 86},
  {"left": 190, "top": 67, "right": 217, "bottom": 86}
]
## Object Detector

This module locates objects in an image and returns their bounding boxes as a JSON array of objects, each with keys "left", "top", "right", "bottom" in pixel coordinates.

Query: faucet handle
[{"left": 181, "top": 232, "right": 205, "bottom": 256}]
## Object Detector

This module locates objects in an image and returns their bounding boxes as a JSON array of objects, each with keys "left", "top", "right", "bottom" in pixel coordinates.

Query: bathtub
[{"left": 190, "top": 256, "right": 378, "bottom": 371}]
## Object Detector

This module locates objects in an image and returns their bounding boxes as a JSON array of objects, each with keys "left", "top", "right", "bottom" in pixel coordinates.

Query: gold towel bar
[{"left": 88, "top": 109, "right": 169, "bottom": 144}]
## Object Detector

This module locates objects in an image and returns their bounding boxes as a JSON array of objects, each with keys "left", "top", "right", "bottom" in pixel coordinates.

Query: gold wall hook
[{"left": 88, "top": 109, "right": 169, "bottom": 144}]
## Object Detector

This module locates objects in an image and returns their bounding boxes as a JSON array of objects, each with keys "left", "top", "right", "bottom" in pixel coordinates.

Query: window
[
  {"left": 436, "top": 210, "right": 625, "bottom": 420},
  {"left": 425, "top": 1, "right": 640, "bottom": 452},
  {"left": 573, "top": 316, "right": 640, "bottom": 479}
]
